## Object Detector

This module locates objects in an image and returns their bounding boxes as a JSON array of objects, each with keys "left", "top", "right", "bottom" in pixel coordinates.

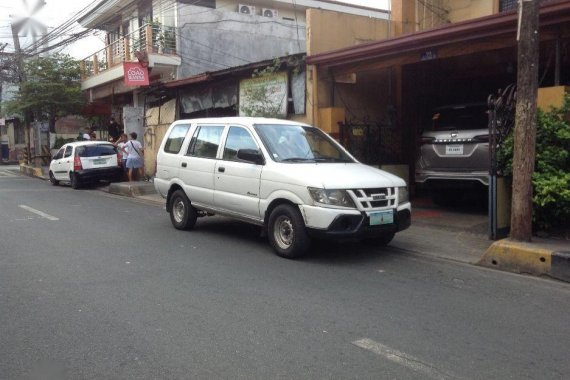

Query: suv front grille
[{"left": 348, "top": 187, "right": 396, "bottom": 210}]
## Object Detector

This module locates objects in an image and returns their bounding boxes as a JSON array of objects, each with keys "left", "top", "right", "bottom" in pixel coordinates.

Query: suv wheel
[
  {"left": 268, "top": 204, "right": 310, "bottom": 259},
  {"left": 49, "top": 171, "right": 59, "bottom": 186},
  {"left": 170, "top": 190, "right": 197, "bottom": 230}
]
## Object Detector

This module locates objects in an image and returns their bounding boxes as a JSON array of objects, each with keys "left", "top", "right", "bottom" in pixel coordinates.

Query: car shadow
[{"left": 193, "top": 216, "right": 398, "bottom": 265}]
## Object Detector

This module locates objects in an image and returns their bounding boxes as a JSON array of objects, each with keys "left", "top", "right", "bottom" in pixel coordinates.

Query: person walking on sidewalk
[{"left": 123, "top": 132, "right": 144, "bottom": 182}]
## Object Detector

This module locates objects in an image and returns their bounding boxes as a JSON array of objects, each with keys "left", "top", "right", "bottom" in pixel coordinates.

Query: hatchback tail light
[
  {"left": 117, "top": 153, "right": 123, "bottom": 167},
  {"left": 420, "top": 136, "right": 435, "bottom": 145},
  {"left": 73, "top": 155, "right": 82, "bottom": 171}
]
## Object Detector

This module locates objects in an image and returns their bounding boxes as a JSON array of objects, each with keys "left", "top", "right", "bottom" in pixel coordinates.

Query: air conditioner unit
[
  {"left": 262, "top": 8, "right": 278, "bottom": 18},
  {"left": 238, "top": 4, "right": 255, "bottom": 15}
]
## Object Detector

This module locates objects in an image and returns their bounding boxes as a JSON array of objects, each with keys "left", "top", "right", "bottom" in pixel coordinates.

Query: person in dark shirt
[{"left": 108, "top": 117, "right": 121, "bottom": 142}]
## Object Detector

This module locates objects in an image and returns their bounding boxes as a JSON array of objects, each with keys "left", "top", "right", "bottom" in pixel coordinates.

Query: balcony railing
[{"left": 80, "top": 23, "right": 177, "bottom": 79}]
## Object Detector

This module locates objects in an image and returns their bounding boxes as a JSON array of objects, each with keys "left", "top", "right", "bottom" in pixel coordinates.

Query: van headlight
[
  {"left": 398, "top": 186, "right": 409, "bottom": 205},
  {"left": 308, "top": 187, "right": 356, "bottom": 208}
]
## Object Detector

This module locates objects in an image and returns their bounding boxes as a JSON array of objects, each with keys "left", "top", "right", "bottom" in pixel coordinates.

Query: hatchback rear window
[
  {"left": 76, "top": 144, "right": 117, "bottom": 157},
  {"left": 430, "top": 105, "right": 489, "bottom": 131}
]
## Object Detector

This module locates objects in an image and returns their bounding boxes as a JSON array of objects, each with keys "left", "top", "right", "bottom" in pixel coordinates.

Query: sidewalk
[{"left": 18, "top": 163, "right": 570, "bottom": 282}]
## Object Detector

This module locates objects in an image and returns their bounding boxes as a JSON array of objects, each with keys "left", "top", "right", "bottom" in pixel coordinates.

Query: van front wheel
[
  {"left": 170, "top": 190, "right": 197, "bottom": 230},
  {"left": 268, "top": 204, "right": 310, "bottom": 259}
]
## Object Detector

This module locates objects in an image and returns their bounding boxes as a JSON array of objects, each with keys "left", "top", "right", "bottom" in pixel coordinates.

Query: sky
[{"left": 0, "top": 0, "right": 390, "bottom": 59}]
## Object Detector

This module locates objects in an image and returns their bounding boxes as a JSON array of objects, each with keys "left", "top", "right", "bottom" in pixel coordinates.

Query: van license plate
[
  {"left": 369, "top": 211, "right": 393, "bottom": 226},
  {"left": 93, "top": 158, "right": 106, "bottom": 165},
  {"left": 445, "top": 145, "right": 463, "bottom": 155}
]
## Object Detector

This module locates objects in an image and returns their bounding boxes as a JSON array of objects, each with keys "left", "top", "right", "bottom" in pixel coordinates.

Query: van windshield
[
  {"left": 254, "top": 124, "right": 354, "bottom": 163},
  {"left": 430, "top": 105, "right": 489, "bottom": 131}
]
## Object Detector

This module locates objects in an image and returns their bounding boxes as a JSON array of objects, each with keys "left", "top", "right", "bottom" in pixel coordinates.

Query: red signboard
[{"left": 123, "top": 62, "right": 149, "bottom": 86}]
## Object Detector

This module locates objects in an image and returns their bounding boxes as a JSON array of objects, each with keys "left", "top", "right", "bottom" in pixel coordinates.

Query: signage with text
[{"left": 123, "top": 62, "right": 149, "bottom": 86}]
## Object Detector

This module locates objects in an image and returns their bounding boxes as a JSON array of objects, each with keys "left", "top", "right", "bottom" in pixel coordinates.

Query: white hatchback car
[
  {"left": 155, "top": 117, "right": 411, "bottom": 258},
  {"left": 49, "top": 141, "right": 123, "bottom": 189}
]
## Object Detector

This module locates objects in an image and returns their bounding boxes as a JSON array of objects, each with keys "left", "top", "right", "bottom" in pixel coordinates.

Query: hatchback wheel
[
  {"left": 70, "top": 173, "right": 81, "bottom": 189},
  {"left": 268, "top": 204, "right": 310, "bottom": 259},
  {"left": 169, "top": 190, "right": 197, "bottom": 230},
  {"left": 49, "top": 171, "right": 59, "bottom": 186}
]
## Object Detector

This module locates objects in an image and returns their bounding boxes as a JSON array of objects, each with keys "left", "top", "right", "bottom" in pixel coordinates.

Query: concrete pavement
[{"left": 14, "top": 163, "right": 570, "bottom": 281}]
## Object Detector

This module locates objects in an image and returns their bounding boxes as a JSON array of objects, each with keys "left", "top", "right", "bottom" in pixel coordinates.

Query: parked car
[
  {"left": 154, "top": 117, "right": 411, "bottom": 259},
  {"left": 415, "top": 103, "right": 489, "bottom": 204},
  {"left": 49, "top": 141, "right": 123, "bottom": 189}
]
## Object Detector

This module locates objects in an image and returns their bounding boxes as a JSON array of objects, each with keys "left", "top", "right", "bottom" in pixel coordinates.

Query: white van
[{"left": 155, "top": 117, "right": 411, "bottom": 258}]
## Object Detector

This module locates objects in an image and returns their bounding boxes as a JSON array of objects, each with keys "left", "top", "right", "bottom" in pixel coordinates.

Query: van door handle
[
  {"left": 218, "top": 167, "right": 225, "bottom": 173},
  {"left": 181, "top": 162, "right": 187, "bottom": 168}
]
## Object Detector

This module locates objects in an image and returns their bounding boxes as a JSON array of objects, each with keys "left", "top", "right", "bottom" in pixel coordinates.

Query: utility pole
[
  {"left": 11, "top": 23, "right": 32, "bottom": 165},
  {"left": 510, "top": 0, "right": 540, "bottom": 241}
]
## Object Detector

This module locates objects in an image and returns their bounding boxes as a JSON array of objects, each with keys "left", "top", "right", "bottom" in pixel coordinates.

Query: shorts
[{"left": 126, "top": 157, "right": 143, "bottom": 169}]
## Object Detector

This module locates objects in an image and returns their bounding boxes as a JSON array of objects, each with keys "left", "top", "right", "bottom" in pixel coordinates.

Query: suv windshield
[
  {"left": 430, "top": 104, "right": 488, "bottom": 131},
  {"left": 76, "top": 144, "right": 117, "bottom": 157},
  {"left": 254, "top": 124, "right": 354, "bottom": 163}
]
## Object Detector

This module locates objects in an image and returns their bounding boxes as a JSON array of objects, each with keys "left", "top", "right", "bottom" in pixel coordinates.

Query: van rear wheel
[
  {"left": 268, "top": 204, "right": 310, "bottom": 259},
  {"left": 170, "top": 190, "right": 197, "bottom": 230}
]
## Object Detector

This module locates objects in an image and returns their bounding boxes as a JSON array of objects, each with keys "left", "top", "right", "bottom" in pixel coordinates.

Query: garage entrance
[{"left": 307, "top": 2, "right": 570, "bottom": 237}]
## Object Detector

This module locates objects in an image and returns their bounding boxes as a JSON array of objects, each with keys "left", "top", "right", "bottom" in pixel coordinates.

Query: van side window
[
  {"left": 164, "top": 124, "right": 190, "bottom": 154},
  {"left": 186, "top": 125, "right": 224, "bottom": 159},
  {"left": 223, "top": 126, "right": 258, "bottom": 161},
  {"left": 64, "top": 146, "right": 73, "bottom": 158}
]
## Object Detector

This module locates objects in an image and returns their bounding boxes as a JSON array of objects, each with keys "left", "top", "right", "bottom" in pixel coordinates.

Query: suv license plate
[
  {"left": 93, "top": 158, "right": 107, "bottom": 165},
  {"left": 445, "top": 144, "right": 463, "bottom": 155},
  {"left": 369, "top": 211, "right": 393, "bottom": 226}
]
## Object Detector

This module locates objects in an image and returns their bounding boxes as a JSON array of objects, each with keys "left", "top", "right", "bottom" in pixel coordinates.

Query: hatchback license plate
[
  {"left": 93, "top": 158, "right": 107, "bottom": 165},
  {"left": 445, "top": 144, "right": 463, "bottom": 155},
  {"left": 369, "top": 211, "right": 393, "bottom": 226}
]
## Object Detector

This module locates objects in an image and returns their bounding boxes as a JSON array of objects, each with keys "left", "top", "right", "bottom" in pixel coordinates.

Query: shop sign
[{"left": 123, "top": 62, "right": 149, "bottom": 86}]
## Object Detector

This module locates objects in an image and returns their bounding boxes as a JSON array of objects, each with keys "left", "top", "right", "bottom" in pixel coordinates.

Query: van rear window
[{"left": 76, "top": 144, "right": 117, "bottom": 157}]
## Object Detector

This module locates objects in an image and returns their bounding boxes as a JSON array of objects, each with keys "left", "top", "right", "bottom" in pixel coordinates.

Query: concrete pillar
[{"left": 391, "top": 0, "right": 416, "bottom": 36}]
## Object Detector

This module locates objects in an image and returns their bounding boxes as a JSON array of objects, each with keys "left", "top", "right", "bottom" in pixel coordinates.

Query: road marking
[
  {"left": 18, "top": 205, "right": 59, "bottom": 221},
  {"left": 352, "top": 338, "right": 455, "bottom": 380}
]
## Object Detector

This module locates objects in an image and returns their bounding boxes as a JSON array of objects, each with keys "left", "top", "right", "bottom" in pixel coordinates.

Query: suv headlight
[
  {"left": 398, "top": 186, "right": 409, "bottom": 205},
  {"left": 308, "top": 187, "right": 356, "bottom": 208}
]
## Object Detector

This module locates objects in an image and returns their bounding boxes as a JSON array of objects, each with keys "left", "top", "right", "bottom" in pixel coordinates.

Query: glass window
[
  {"left": 179, "top": 0, "right": 215, "bottom": 8},
  {"left": 430, "top": 105, "right": 489, "bottom": 131},
  {"left": 254, "top": 124, "right": 354, "bottom": 163},
  {"left": 164, "top": 124, "right": 190, "bottom": 154},
  {"left": 54, "top": 147, "right": 65, "bottom": 160},
  {"left": 223, "top": 126, "right": 258, "bottom": 161},
  {"left": 64, "top": 146, "right": 73, "bottom": 158},
  {"left": 187, "top": 125, "right": 224, "bottom": 159},
  {"left": 76, "top": 144, "right": 117, "bottom": 157}
]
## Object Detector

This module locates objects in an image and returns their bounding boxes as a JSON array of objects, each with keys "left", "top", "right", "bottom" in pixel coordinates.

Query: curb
[
  {"left": 19, "top": 164, "right": 45, "bottom": 179},
  {"left": 108, "top": 182, "right": 156, "bottom": 197},
  {"left": 478, "top": 239, "right": 570, "bottom": 282}
]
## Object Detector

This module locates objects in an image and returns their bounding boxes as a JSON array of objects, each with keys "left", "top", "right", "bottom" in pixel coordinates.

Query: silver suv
[{"left": 415, "top": 104, "right": 489, "bottom": 199}]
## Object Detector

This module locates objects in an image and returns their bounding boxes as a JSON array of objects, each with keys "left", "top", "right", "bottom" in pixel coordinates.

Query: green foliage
[
  {"left": 4, "top": 53, "right": 84, "bottom": 121},
  {"left": 53, "top": 136, "right": 75, "bottom": 149},
  {"left": 498, "top": 96, "right": 570, "bottom": 230}
]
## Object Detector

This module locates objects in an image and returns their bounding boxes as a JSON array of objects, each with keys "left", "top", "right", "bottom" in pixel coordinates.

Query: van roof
[{"left": 173, "top": 117, "right": 310, "bottom": 126}]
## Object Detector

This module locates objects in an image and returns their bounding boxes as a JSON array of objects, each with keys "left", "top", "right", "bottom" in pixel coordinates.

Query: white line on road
[
  {"left": 352, "top": 338, "right": 456, "bottom": 380},
  {"left": 18, "top": 205, "right": 59, "bottom": 221}
]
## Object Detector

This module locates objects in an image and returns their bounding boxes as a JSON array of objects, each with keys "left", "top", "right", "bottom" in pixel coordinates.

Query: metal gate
[{"left": 488, "top": 84, "right": 516, "bottom": 239}]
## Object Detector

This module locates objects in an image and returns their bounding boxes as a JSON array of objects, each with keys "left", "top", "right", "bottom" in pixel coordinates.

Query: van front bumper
[{"left": 300, "top": 203, "right": 411, "bottom": 239}]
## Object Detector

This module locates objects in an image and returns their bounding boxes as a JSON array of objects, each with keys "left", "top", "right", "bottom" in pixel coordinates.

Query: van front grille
[{"left": 348, "top": 187, "right": 396, "bottom": 210}]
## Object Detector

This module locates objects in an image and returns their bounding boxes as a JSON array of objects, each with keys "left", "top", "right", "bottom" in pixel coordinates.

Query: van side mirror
[{"left": 237, "top": 149, "right": 264, "bottom": 165}]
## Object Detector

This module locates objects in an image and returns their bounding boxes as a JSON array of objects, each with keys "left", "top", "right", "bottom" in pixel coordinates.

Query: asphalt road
[{"left": 1, "top": 168, "right": 569, "bottom": 380}]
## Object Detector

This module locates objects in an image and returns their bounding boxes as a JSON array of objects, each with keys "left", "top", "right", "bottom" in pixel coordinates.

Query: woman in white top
[{"left": 122, "top": 132, "right": 144, "bottom": 182}]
